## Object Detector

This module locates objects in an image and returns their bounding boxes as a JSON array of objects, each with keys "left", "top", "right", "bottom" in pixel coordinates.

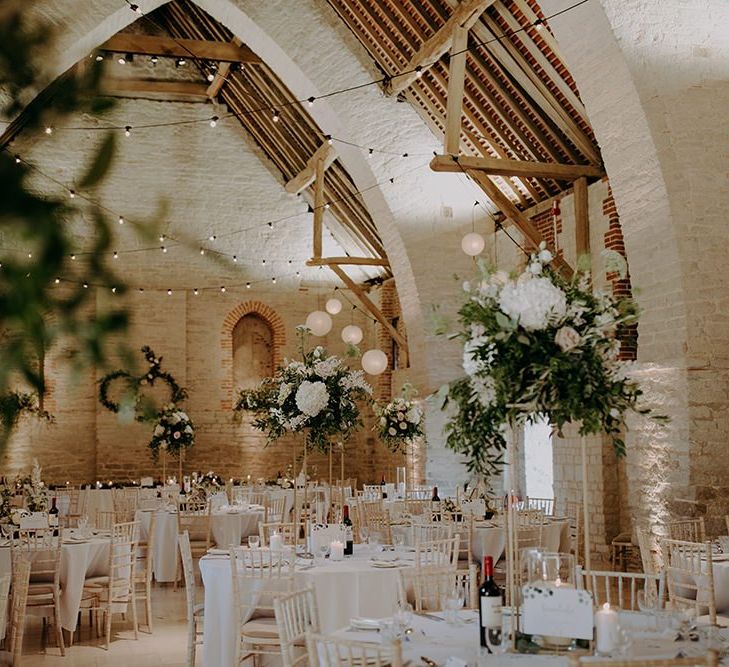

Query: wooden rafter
[
  {"left": 385, "top": 0, "right": 497, "bottom": 96},
  {"left": 313, "top": 157, "right": 325, "bottom": 259},
  {"left": 328, "top": 264, "right": 408, "bottom": 364},
  {"left": 430, "top": 154, "right": 604, "bottom": 180},
  {"left": 574, "top": 177, "right": 589, "bottom": 256},
  {"left": 99, "top": 33, "right": 261, "bottom": 63},
  {"left": 284, "top": 142, "right": 338, "bottom": 195},
  {"left": 468, "top": 169, "right": 573, "bottom": 278},
  {"left": 306, "top": 257, "right": 391, "bottom": 267},
  {"left": 206, "top": 37, "right": 242, "bottom": 98},
  {"left": 444, "top": 26, "right": 468, "bottom": 155}
]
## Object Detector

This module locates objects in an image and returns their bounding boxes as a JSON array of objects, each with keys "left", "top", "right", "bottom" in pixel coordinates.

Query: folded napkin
[
  {"left": 350, "top": 617, "right": 381, "bottom": 631},
  {"left": 207, "top": 548, "right": 229, "bottom": 556}
]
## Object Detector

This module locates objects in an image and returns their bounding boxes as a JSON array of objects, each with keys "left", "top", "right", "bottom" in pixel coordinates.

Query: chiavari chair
[
  {"left": 576, "top": 566, "right": 666, "bottom": 611},
  {"left": 0, "top": 557, "right": 31, "bottom": 666},
  {"left": 11, "top": 526, "right": 65, "bottom": 655},
  {"left": 306, "top": 632, "right": 403, "bottom": 667},
  {"left": 56, "top": 487, "right": 85, "bottom": 528},
  {"left": 362, "top": 485, "right": 383, "bottom": 500},
  {"left": 414, "top": 535, "right": 460, "bottom": 571},
  {"left": 666, "top": 518, "right": 706, "bottom": 543},
  {"left": 0, "top": 575, "right": 10, "bottom": 655},
  {"left": 662, "top": 538, "right": 721, "bottom": 625},
  {"left": 266, "top": 494, "right": 287, "bottom": 523},
  {"left": 175, "top": 499, "right": 211, "bottom": 589},
  {"left": 565, "top": 500, "right": 583, "bottom": 565},
  {"left": 636, "top": 526, "right": 660, "bottom": 574},
  {"left": 359, "top": 499, "right": 392, "bottom": 544},
  {"left": 259, "top": 521, "right": 297, "bottom": 547},
  {"left": 95, "top": 510, "right": 116, "bottom": 531},
  {"left": 83, "top": 520, "right": 140, "bottom": 649},
  {"left": 230, "top": 546, "right": 296, "bottom": 664},
  {"left": 273, "top": 586, "right": 320, "bottom": 667},
  {"left": 410, "top": 519, "right": 454, "bottom": 544},
  {"left": 398, "top": 563, "right": 478, "bottom": 612},
  {"left": 134, "top": 510, "right": 156, "bottom": 633},
  {"left": 112, "top": 488, "right": 139, "bottom": 522},
  {"left": 526, "top": 496, "right": 554, "bottom": 516},
  {"left": 179, "top": 531, "right": 204, "bottom": 667}
]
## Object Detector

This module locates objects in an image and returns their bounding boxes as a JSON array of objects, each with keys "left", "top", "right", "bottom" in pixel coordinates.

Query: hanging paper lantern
[
  {"left": 305, "top": 310, "right": 332, "bottom": 336},
  {"left": 325, "top": 298, "right": 343, "bottom": 315},
  {"left": 461, "top": 231, "right": 485, "bottom": 256},
  {"left": 341, "top": 324, "right": 363, "bottom": 345},
  {"left": 362, "top": 349, "right": 388, "bottom": 375}
]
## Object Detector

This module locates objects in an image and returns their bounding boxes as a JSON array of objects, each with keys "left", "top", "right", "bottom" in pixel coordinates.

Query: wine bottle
[
  {"left": 342, "top": 504, "right": 354, "bottom": 556},
  {"left": 49, "top": 496, "right": 59, "bottom": 536},
  {"left": 479, "top": 556, "right": 503, "bottom": 649},
  {"left": 380, "top": 475, "right": 387, "bottom": 499}
]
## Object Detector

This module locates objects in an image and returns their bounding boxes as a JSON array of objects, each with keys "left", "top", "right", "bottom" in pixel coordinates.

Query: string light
[
  {"left": 161, "top": 246, "right": 167, "bottom": 253},
  {"left": 69, "top": 190, "right": 76, "bottom": 199},
  {"left": 208, "top": 234, "right": 216, "bottom": 241},
  {"left": 124, "top": 126, "right": 131, "bottom": 137},
  {"left": 118, "top": 216, "right": 124, "bottom": 225},
  {"left": 368, "top": 148, "right": 374, "bottom": 158},
  {"left": 14, "top": 155, "right": 20, "bottom": 164},
  {"left": 326, "top": 134, "right": 333, "bottom": 145},
  {"left": 271, "top": 277, "right": 276, "bottom": 284},
  {"left": 44, "top": 126, "right": 52, "bottom": 135},
  {"left": 414, "top": 65, "right": 423, "bottom": 78},
  {"left": 111, "top": 286, "right": 117, "bottom": 293},
  {"left": 70, "top": 254, "right": 76, "bottom": 261},
  {"left": 176, "top": 57, "right": 186, "bottom": 67},
  {"left": 193, "top": 288, "right": 199, "bottom": 295},
  {"left": 220, "top": 286, "right": 226, "bottom": 293},
  {"left": 139, "top": 288, "right": 144, "bottom": 293},
  {"left": 150, "top": 56, "right": 158, "bottom": 65},
  {"left": 246, "top": 282, "right": 251, "bottom": 289},
  {"left": 159, "top": 234, "right": 165, "bottom": 242},
  {"left": 307, "top": 97, "right": 315, "bottom": 107},
  {"left": 272, "top": 110, "right": 280, "bottom": 123},
  {"left": 95, "top": 54, "right": 104, "bottom": 62},
  {"left": 129, "top": 3, "right": 142, "bottom": 13},
  {"left": 54, "top": 277, "right": 60, "bottom": 284},
  {"left": 209, "top": 116, "right": 218, "bottom": 128},
  {"left": 83, "top": 282, "right": 88, "bottom": 288},
  {"left": 233, "top": 255, "right": 238, "bottom": 262},
  {"left": 199, "top": 248, "right": 205, "bottom": 255},
  {"left": 167, "top": 289, "right": 172, "bottom": 295},
  {"left": 113, "top": 251, "right": 119, "bottom": 259}
]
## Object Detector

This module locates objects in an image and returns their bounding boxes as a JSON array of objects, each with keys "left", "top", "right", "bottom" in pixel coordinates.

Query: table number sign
[
  {"left": 521, "top": 583, "right": 594, "bottom": 640},
  {"left": 19, "top": 512, "right": 49, "bottom": 530}
]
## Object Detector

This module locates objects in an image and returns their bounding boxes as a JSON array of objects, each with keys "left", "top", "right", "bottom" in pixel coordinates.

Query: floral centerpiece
[
  {"left": 374, "top": 384, "right": 425, "bottom": 453},
  {"left": 236, "top": 328, "right": 373, "bottom": 451},
  {"left": 441, "top": 244, "right": 664, "bottom": 477},
  {"left": 189, "top": 471, "right": 224, "bottom": 501},
  {"left": 149, "top": 404, "right": 195, "bottom": 461},
  {"left": 0, "top": 478, "right": 13, "bottom": 524},
  {"left": 16, "top": 458, "right": 48, "bottom": 512}
]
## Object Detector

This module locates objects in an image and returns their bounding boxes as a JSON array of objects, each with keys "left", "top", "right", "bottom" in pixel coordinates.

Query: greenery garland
[
  {"left": 0, "top": 391, "right": 53, "bottom": 435},
  {"left": 98, "top": 346, "right": 187, "bottom": 422}
]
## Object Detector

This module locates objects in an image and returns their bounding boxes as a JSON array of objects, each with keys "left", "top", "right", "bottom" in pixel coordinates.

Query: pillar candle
[
  {"left": 270, "top": 532, "right": 283, "bottom": 551},
  {"left": 595, "top": 603, "right": 619, "bottom": 654},
  {"left": 330, "top": 540, "right": 344, "bottom": 561}
]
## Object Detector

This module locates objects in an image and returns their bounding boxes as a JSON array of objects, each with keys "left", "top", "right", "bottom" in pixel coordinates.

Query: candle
[
  {"left": 96, "top": 480, "right": 101, "bottom": 489},
  {"left": 330, "top": 540, "right": 344, "bottom": 561},
  {"left": 269, "top": 532, "right": 283, "bottom": 551},
  {"left": 595, "top": 603, "right": 619, "bottom": 654}
]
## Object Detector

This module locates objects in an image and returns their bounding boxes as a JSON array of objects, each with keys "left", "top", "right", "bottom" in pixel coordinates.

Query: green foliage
[
  {"left": 441, "top": 247, "right": 665, "bottom": 478},
  {"left": 0, "top": 390, "right": 52, "bottom": 440},
  {"left": 0, "top": 7, "right": 134, "bottom": 445}
]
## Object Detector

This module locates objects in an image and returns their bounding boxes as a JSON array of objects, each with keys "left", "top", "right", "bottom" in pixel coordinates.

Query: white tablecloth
[
  {"left": 0, "top": 533, "right": 111, "bottom": 632},
  {"left": 200, "top": 546, "right": 411, "bottom": 667},
  {"left": 135, "top": 508, "right": 264, "bottom": 583}
]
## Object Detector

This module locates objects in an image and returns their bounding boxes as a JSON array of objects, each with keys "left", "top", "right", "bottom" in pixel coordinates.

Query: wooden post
[
  {"left": 574, "top": 177, "right": 590, "bottom": 257},
  {"left": 162, "top": 450, "right": 167, "bottom": 485},
  {"left": 313, "top": 158, "right": 325, "bottom": 259},
  {"left": 581, "top": 435, "right": 592, "bottom": 578},
  {"left": 178, "top": 450, "right": 183, "bottom": 486},
  {"left": 444, "top": 26, "right": 468, "bottom": 155}
]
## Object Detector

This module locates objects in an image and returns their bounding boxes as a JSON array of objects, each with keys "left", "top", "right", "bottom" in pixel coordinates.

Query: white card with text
[{"left": 521, "top": 584, "right": 594, "bottom": 640}]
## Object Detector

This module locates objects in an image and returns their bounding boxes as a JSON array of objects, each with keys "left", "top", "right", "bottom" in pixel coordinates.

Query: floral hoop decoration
[
  {"left": 235, "top": 327, "right": 372, "bottom": 451},
  {"left": 149, "top": 404, "right": 195, "bottom": 461},
  {"left": 440, "top": 244, "right": 665, "bottom": 477},
  {"left": 99, "top": 346, "right": 187, "bottom": 422},
  {"left": 374, "top": 383, "right": 425, "bottom": 453}
]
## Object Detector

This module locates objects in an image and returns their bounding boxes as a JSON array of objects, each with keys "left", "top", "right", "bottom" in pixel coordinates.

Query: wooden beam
[
  {"left": 386, "top": 0, "right": 497, "bottom": 96},
  {"left": 430, "top": 154, "right": 604, "bottom": 180},
  {"left": 99, "top": 33, "right": 261, "bottom": 64},
  {"left": 103, "top": 78, "right": 209, "bottom": 101},
  {"left": 574, "top": 177, "right": 590, "bottom": 257},
  {"left": 328, "top": 265, "right": 409, "bottom": 361},
  {"left": 444, "top": 26, "right": 468, "bottom": 155},
  {"left": 313, "top": 157, "right": 325, "bottom": 259},
  {"left": 468, "top": 170, "right": 573, "bottom": 278},
  {"left": 206, "top": 38, "right": 242, "bottom": 98},
  {"left": 306, "top": 256, "right": 390, "bottom": 267},
  {"left": 284, "top": 142, "right": 338, "bottom": 195}
]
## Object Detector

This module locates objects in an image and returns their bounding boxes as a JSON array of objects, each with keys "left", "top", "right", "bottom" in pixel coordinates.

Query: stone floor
[{"left": 19, "top": 584, "right": 196, "bottom": 666}]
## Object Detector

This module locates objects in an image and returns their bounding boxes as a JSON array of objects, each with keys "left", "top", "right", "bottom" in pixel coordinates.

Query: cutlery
[
  {"left": 416, "top": 612, "right": 444, "bottom": 622},
  {"left": 420, "top": 656, "right": 438, "bottom": 667}
]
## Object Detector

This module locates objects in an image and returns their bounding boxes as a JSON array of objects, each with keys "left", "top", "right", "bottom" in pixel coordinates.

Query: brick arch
[{"left": 220, "top": 301, "right": 286, "bottom": 408}]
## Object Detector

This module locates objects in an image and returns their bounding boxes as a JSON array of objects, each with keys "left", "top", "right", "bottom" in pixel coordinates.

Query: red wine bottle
[
  {"left": 431, "top": 486, "right": 440, "bottom": 502},
  {"left": 479, "top": 556, "right": 502, "bottom": 649},
  {"left": 49, "top": 496, "right": 59, "bottom": 536},
  {"left": 342, "top": 505, "right": 354, "bottom": 556}
]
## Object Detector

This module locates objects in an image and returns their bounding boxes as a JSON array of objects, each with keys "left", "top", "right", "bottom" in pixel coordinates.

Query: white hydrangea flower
[
  {"left": 295, "top": 381, "right": 329, "bottom": 417},
  {"left": 154, "top": 424, "right": 164, "bottom": 437},
  {"left": 470, "top": 374, "right": 496, "bottom": 408},
  {"left": 278, "top": 383, "right": 293, "bottom": 405},
  {"left": 406, "top": 406, "right": 423, "bottom": 424},
  {"left": 499, "top": 276, "right": 567, "bottom": 331},
  {"left": 313, "top": 357, "right": 340, "bottom": 379}
]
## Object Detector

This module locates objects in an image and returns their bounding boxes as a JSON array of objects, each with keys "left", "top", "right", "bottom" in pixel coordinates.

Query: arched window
[{"left": 232, "top": 314, "right": 274, "bottom": 391}]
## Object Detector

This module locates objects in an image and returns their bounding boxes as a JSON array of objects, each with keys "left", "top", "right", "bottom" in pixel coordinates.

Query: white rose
[
  {"left": 154, "top": 425, "right": 164, "bottom": 437},
  {"left": 399, "top": 422, "right": 407, "bottom": 430},
  {"left": 499, "top": 276, "right": 567, "bottom": 331},
  {"left": 528, "top": 261, "right": 542, "bottom": 275},
  {"left": 554, "top": 326, "right": 581, "bottom": 352},
  {"left": 388, "top": 427, "right": 397, "bottom": 436},
  {"left": 185, "top": 425, "right": 193, "bottom": 434},
  {"left": 538, "top": 249, "right": 553, "bottom": 263},
  {"left": 491, "top": 270, "right": 510, "bottom": 287},
  {"left": 380, "top": 417, "right": 387, "bottom": 426},
  {"left": 609, "top": 408, "right": 621, "bottom": 419}
]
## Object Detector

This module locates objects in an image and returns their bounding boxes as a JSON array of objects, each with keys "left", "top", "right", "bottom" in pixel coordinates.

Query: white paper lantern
[
  {"left": 362, "top": 349, "right": 388, "bottom": 375},
  {"left": 461, "top": 231, "right": 485, "bottom": 256},
  {"left": 325, "top": 298, "right": 343, "bottom": 315},
  {"left": 341, "top": 324, "right": 363, "bottom": 345},
  {"left": 305, "top": 310, "right": 332, "bottom": 336}
]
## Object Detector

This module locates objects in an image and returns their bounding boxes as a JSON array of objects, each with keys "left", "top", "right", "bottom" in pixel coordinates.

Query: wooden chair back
[
  {"left": 527, "top": 497, "right": 554, "bottom": 516},
  {"left": 415, "top": 535, "right": 460, "bottom": 570},
  {"left": 662, "top": 538, "right": 716, "bottom": 624},
  {"left": 7, "top": 557, "right": 31, "bottom": 665},
  {"left": 306, "top": 632, "right": 403, "bottom": 667},
  {"left": 273, "top": 586, "right": 320, "bottom": 667},
  {"left": 176, "top": 499, "right": 211, "bottom": 548},
  {"left": 398, "top": 563, "right": 478, "bottom": 612},
  {"left": 666, "top": 518, "right": 706, "bottom": 543},
  {"left": 266, "top": 495, "right": 287, "bottom": 523},
  {"left": 259, "top": 521, "right": 297, "bottom": 547},
  {"left": 576, "top": 566, "right": 666, "bottom": 611}
]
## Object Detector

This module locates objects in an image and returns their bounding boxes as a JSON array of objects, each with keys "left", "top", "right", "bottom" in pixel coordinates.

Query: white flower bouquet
[
  {"left": 236, "top": 328, "right": 372, "bottom": 451},
  {"left": 15, "top": 458, "right": 47, "bottom": 512},
  {"left": 374, "top": 384, "right": 425, "bottom": 453},
  {"left": 441, "top": 244, "right": 665, "bottom": 476},
  {"left": 149, "top": 403, "right": 195, "bottom": 460}
]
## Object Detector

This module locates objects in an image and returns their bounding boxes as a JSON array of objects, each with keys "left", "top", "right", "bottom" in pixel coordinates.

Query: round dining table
[
  {"left": 199, "top": 545, "right": 413, "bottom": 666},
  {"left": 136, "top": 506, "right": 265, "bottom": 583}
]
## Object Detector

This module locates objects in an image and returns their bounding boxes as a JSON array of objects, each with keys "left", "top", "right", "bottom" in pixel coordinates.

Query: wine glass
[
  {"left": 360, "top": 525, "right": 369, "bottom": 546},
  {"left": 393, "top": 533, "right": 405, "bottom": 550},
  {"left": 248, "top": 535, "right": 260, "bottom": 549},
  {"left": 369, "top": 531, "right": 381, "bottom": 552},
  {"left": 444, "top": 585, "right": 465, "bottom": 626},
  {"left": 317, "top": 543, "right": 330, "bottom": 566},
  {"left": 485, "top": 627, "right": 507, "bottom": 655},
  {"left": 77, "top": 514, "right": 89, "bottom": 536},
  {"left": 394, "top": 602, "right": 414, "bottom": 637}
]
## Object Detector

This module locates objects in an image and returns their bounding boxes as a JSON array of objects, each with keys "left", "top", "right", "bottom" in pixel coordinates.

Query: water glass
[
  {"left": 443, "top": 586, "right": 464, "bottom": 626},
  {"left": 248, "top": 535, "right": 260, "bottom": 549},
  {"left": 369, "top": 532, "right": 381, "bottom": 552},
  {"left": 394, "top": 602, "right": 413, "bottom": 636},
  {"left": 316, "top": 543, "right": 330, "bottom": 566},
  {"left": 393, "top": 533, "right": 405, "bottom": 549}
]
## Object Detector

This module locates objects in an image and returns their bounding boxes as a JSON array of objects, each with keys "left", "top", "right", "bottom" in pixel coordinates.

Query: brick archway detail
[{"left": 220, "top": 301, "right": 286, "bottom": 408}]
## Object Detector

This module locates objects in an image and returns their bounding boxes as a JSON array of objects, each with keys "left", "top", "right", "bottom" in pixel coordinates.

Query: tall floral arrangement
[
  {"left": 374, "top": 384, "right": 425, "bottom": 453},
  {"left": 236, "top": 328, "right": 372, "bottom": 451},
  {"left": 441, "top": 244, "right": 663, "bottom": 476},
  {"left": 149, "top": 404, "right": 195, "bottom": 461},
  {"left": 16, "top": 458, "right": 48, "bottom": 512}
]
